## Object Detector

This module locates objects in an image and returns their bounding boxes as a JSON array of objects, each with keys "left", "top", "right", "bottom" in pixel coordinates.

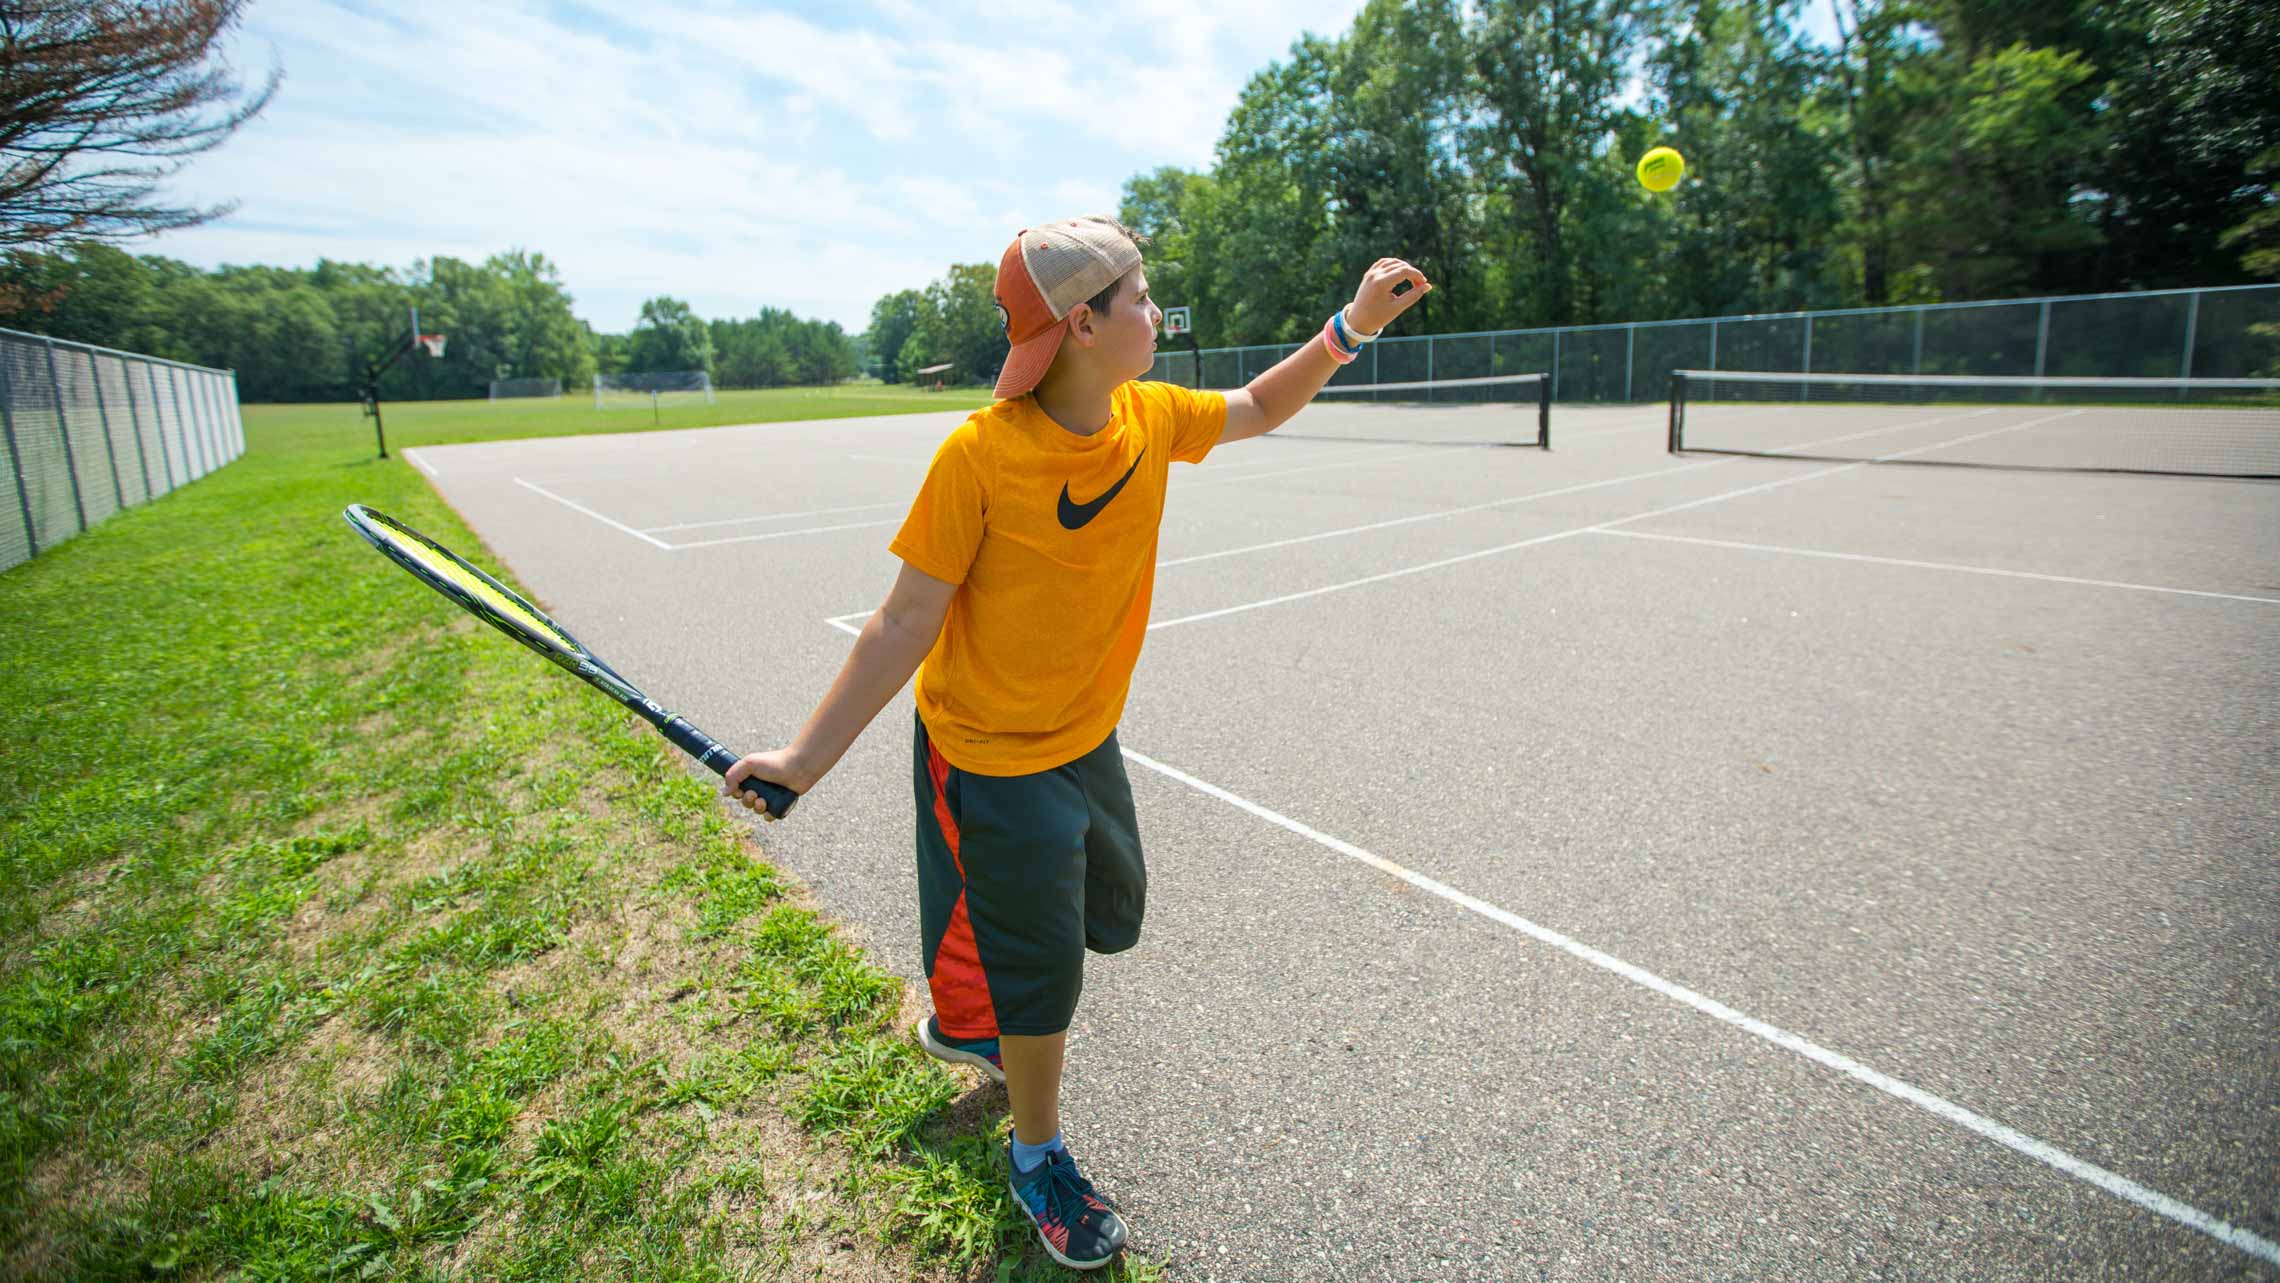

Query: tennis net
[
  {"left": 1252, "top": 372, "right": 1551, "bottom": 447},
  {"left": 1668, "top": 371, "right": 2280, "bottom": 479}
]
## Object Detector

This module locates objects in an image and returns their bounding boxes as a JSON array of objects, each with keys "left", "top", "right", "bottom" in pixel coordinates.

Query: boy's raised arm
[{"left": 1218, "top": 257, "right": 1435, "bottom": 445}]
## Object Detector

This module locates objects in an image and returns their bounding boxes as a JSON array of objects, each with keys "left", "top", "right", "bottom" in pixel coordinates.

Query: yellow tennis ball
[{"left": 1637, "top": 146, "right": 1685, "bottom": 192}]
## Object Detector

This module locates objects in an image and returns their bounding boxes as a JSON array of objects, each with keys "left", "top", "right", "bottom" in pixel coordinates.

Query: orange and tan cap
[{"left": 992, "top": 215, "right": 1143, "bottom": 399}]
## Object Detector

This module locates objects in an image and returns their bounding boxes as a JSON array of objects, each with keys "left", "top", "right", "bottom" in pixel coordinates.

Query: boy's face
[{"left": 1075, "top": 267, "right": 1161, "bottom": 381}]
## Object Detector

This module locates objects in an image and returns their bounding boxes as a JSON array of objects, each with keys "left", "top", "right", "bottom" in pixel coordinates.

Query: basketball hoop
[{"left": 417, "top": 334, "right": 447, "bottom": 358}]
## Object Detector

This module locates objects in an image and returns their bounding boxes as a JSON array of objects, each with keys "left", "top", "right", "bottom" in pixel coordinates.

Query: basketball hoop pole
[{"left": 361, "top": 306, "right": 447, "bottom": 459}]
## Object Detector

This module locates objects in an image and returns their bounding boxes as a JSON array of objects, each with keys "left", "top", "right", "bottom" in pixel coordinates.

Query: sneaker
[
  {"left": 1008, "top": 1142, "right": 1127, "bottom": 1270},
  {"left": 917, "top": 1015, "right": 1004, "bottom": 1084}
]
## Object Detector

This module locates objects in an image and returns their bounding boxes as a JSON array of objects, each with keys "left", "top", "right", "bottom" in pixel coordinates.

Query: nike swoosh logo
[{"left": 1057, "top": 449, "right": 1145, "bottom": 530}]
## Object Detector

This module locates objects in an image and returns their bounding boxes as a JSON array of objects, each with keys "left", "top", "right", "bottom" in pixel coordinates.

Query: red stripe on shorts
[{"left": 926, "top": 742, "right": 996, "bottom": 1040}]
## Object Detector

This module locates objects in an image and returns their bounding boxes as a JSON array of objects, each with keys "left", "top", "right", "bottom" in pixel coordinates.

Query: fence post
[
  {"left": 166, "top": 365, "right": 197, "bottom": 478},
  {"left": 1912, "top": 309, "right": 1924, "bottom": 374},
  {"left": 85, "top": 349, "right": 126, "bottom": 511},
  {"left": 0, "top": 354, "right": 37, "bottom": 555},
  {"left": 1624, "top": 324, "right": 1635, "bottom": 402},
  {"left": 147, "top": 361, "right": 179, "bottom": 490},
  {"left": 2180, "top": 289, "right": 2201, "bottom": 385},
  {"left": 1708, "top": 320, "right": 1718, "bottom": 371},
  {"left": 41, "top": 337, "right": 88, "bottom": 535},
  {"left": 1426, "top": 335, "right": 1434, "bottom": 384},
  {"left": 2034, "top": 299, "right": 2051, "bottom": 379},
  {"left": 119, "top": 355, "right": 155, "bottom": 498},
  {"left": 1800, "top": 315, "right": 1814, "bottom": 402},
  {"left": 200, "top": 372, "right": 225, "bottom": 463},
  {"left": 1551, "top": 329, "right": 1561, "bottom": 402}
]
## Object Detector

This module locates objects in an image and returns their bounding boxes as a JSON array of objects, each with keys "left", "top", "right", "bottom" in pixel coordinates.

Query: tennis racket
[{"left": 344, "top": 504, "right": 798, "bottom": 818}]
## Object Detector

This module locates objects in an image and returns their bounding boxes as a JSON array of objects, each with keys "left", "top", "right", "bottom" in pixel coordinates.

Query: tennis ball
[{"left": 1637, "top": 146, "right": 1685, "bottom": 193}]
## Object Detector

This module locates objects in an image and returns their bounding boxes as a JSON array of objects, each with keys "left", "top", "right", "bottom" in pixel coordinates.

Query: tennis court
[{"left": 406, "top": 379, "right": 2278, "bottom": 1281}]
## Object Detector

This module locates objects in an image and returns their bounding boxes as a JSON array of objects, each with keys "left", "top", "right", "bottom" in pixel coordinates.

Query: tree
[
  {"left": 1323, "top": 0, "right": 1478, "bottom": 333},
  {"left": 0, "top": 1, "right": 280, "bottom": 252},
  {"left": 1467, "top": 0, "right": 1654, "bottom": 326},
  {"left": 1201, "top": 37, "right": 1342, "bottom": 345},
  {"left": 896, "top": 264, "right": 1004, "bottom": 386},
  {"left": 2100, "top": 0, "right": 2280, "bottom": 288},
  {"left": 626, "top": 296, "right": 712, "bottom": 374},
  {"left": 1648, "top": 0, "right": 1844, "bottom": 317},
  {"left": 491, "top": 249, "right": 594, "bottom": 390},
  {"left": 1118, "top": 167, "right": 1216, "bottom": 338},
  {"left": 865, "top": 288, "right": 923, "bottom": 381}
]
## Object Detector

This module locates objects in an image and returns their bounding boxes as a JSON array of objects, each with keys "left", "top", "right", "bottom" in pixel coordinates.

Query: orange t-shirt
[{"left": 889, "top": 380, "right": 1227, "bottom": 774}]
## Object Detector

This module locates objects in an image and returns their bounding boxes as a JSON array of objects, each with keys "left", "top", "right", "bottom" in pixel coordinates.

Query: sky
[
  {"left": 148, "top": 0, "right": 1377, "bottom": 335},
  {"left": 152, "top": 1, "right": 1845, "bottom": 338}
]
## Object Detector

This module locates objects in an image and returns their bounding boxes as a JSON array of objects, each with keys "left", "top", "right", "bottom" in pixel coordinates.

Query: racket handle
[
  {"left": 663, "top": 717, "right": 800, "bottom": 819},
  {"left": 736, "top": 773, "right": 799, "bottom": 819}
]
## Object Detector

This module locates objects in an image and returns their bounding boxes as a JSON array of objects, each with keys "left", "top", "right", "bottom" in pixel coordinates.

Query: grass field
[
  {"left": 358, "top": 382, "right": 995, "bottom": 453},
  {"left": 0, "top": 385, "right": 1157, "bottom": 1281}
]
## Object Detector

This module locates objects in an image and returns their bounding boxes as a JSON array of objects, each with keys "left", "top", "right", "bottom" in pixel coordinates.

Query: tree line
[
  {"left": 870, "top": 0, "right": 2277, "bottom": 384},
  {"left": 0, "top": 243, "right": 859, "bottom": 402}
]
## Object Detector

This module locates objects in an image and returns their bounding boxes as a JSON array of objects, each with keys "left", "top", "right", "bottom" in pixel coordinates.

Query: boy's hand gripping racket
[{"left": 344, "top": 504, "right": 798, "bottom": 819}]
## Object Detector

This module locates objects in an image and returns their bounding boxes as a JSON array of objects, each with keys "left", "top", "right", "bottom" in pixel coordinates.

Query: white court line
[
  {"left": 401, "top": 448, "right": 438, "bottom": 478},
  {"left": 1145, "top": 409, "right": 2055, "bottom": 630},
  {"left": 847, "top": 452, "right": 926, "bottom": 468},
  {"left": 1593, "top": 529, "right": 2280, "bottom": 606},
  {"left": 643, "top": 499, "right": 904, "bottom": 534},
  {"left": 513, "top": 478, "right": 674, "bottom": 550},
  {"left": 809, "top": 586, "right": 2280, "bottom": 1264},
  {"left": 1117, "top": 746, "right": 2280, "bottom": 1268},
  {"left": 1161, "top": 457, "right": 1711, "bottom": 569},
  {"left": 818, "top": 408, "right": 2005, "bottom": 622},
  {"left": 1158, "top": 408, "right": 2013, "bottom": 571},
  {"left": 670, "top": 517, "right": 901, "bottom": 550}
]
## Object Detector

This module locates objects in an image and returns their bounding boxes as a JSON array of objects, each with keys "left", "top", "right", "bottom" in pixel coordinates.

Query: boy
[{"left": 725, "top": 215, "right": 1430, "bottom": 1269}]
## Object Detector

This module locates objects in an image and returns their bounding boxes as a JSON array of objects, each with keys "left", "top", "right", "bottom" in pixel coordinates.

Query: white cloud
[{"left": 147, "top": 0, "right": 1370, "bottom": 332}]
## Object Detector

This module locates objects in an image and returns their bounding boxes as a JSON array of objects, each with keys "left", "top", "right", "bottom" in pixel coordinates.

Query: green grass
[
  {"left": 345, "top": 380, "right": 994, "bottom": 454},
  {"left": 0, "top": 385, "right": 1160, "bottom": 1281}
]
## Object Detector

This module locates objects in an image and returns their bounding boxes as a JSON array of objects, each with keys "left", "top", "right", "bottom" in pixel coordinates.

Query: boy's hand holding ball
[{"left": 1348, "top": 258, "right": 1433, "bottom": 337}]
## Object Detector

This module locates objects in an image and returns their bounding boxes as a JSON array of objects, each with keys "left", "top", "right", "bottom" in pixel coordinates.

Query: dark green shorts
[{"left": 913, "top": 712, "right": 1146, "bottom": 1040}]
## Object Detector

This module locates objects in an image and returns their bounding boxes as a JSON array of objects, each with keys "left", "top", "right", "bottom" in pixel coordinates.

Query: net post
[
  {"left": 1538, "top": 372, "right": 1552, "bottom": 449},
  {"left": 1667, "top": 373, "right": 1684, "bottom": 453}
]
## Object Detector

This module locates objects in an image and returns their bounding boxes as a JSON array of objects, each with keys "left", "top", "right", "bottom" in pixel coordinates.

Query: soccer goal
[
  {"left": 490, "top": 377, "right": 562, "bottom": 400},
  {"left": 594, "top": 371, "right": 716, "bottom": 410}
]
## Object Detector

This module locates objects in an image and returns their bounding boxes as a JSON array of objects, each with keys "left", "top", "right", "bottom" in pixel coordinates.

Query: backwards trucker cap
[{"left": 992, "top": 216, "right": 1143, "bottom": 399}]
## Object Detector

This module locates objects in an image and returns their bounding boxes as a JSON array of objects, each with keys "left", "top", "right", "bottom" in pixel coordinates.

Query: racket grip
[{"left": 663, "top": 717, "right": 799, "bottom": 818}]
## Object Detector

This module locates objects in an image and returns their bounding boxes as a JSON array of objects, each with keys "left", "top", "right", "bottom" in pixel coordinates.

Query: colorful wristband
[
  {"left": 1336, "top": 305, "right": 1382, "bottom": 346},
  {"left": 1320, "top": 315, "right": 1360, "bottom": 364}
]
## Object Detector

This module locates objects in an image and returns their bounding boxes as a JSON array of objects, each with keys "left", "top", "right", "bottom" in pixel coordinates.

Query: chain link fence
[
  {"left": 1148, "top": 283, "right": 2280, "bottom": 400},
  {"left": 0, "top": 326, "right": 245, "bottom": 574}
]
